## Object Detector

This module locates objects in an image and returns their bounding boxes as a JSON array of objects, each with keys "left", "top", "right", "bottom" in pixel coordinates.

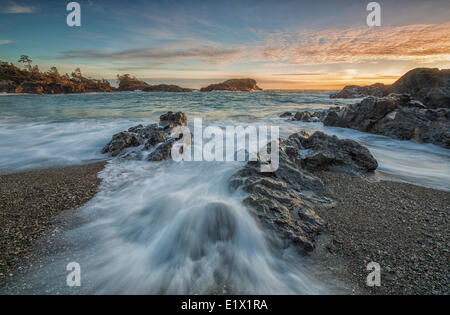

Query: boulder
[
  {"left": 229, "top": 138, "right": 333, "bottom": 252},
  {"left": 159, "top": 111, "right": 187, "bottom": 129},
  {"left": 322, "top": 95, "right": 450, "bottom": 149},
  {"left": 293, "top": 131, "right": 378, "bottom": 174},
  {"left": 391, "top": 68, "right": 450, "bottom": 109},
  {"left": 102, "top": 111, "right": 188, "bottom": 158},
  {"left": 101, "top": 132, "right": 143, "bottom": 156},
  {"left": 330, "top": 68, "right": 450, "bottom": 109},
  {"left": 330, "top": 83, "right": 390, "bottom": 99},
  {"left": 200, "top": 79, "right": 262, "bottom": 92}
]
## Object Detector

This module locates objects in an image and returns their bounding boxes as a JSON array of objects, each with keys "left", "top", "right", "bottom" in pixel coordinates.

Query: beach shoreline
[
  {"left": 0, "top": 162, "right": 106, "bottom": 287},
  {"left": 0, "top": 161, "right": 448, "bottom": 294}
]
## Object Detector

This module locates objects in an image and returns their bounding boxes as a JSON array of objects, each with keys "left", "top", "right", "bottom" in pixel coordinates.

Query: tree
[{"left": 18, "top": 55, "right": 32, "bottom": 71}]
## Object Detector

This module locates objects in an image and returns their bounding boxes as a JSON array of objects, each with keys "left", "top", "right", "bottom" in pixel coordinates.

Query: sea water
[{"left": 0, "top": 91, "right": 448, "bottom": 294}]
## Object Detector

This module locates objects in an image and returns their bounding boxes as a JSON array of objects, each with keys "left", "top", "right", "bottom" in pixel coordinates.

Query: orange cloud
[{"left": 262, "top": 22, "right": 450, "bottom": 64}]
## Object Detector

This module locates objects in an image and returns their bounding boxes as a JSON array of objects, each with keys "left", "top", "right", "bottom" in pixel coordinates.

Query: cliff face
[
  {"left": 0, "top": 62, "right": 113, "bottom": 94},
  {"left": 200, "top": 79, "right": 262, "bottom": 92},
  {"left": 330, "top": 68, "right": 449, "bottom": 109}
]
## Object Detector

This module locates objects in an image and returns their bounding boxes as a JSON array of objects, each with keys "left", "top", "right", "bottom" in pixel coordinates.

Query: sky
[{"left": 1, "top": 0, "right": 449, "bottom": 89}]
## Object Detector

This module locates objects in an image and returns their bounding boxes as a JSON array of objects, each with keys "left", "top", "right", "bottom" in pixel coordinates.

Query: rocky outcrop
[
  {"left": 390, "top": 68, "right": 450, "bottom": 109},
  {"left": 330, "top": 83, "right": 390, "bottom": 99},
  {"left": 229, "top": 131, "right": 377, "bottom": 252},
  {"left": 294, "top": 131, "right": 378, "bottom": 174},
  {"left": 142, "top": 84, "right": 192, "bottom": 92},
  {"left": 0, "top": 62, "right": 113, "bottom": 94},
  {"left": 102, "top": 111, "right": 187, "bottom": 158},
  {"left": 116, "top": 74, "right": 149, "bottom": 91},
  {"left": 0, "top": 80, "right": 17, "bottom": 93},
  {"left": 322, "top": 95, "right": 450, "bottom": 149},
  {"left": 200, "top": 79, "right": 262, "bottom": 92},
  {"left": 330, "top": 68, "right": 449, "bottom": 109}
]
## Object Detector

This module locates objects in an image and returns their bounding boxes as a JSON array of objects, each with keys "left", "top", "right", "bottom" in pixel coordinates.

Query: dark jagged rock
[
  {"left": 229, "top": 138, "right": 333, "bottom": 252},
  {"left": 280, "top": 112, "right": 292, "bottom": 118},
  {"left": 229, "top": 131, "right": 378, "bottom": 252},
  {"left": 200, "top": 79, "right": 262, "bottom": 92},
  {"left": 321, "top": 95, "right": 450, "bottom": 149},
  {"left": 147, "top": 140, "right": 176, "bottom": 161},
  {"left": 330, "top": 68, "right": 449, "bottom": 109},
  {"left": 390, "top": 68, "right": 450, "bottom": 109},
  {"left": 142, "top": 84, "right": 192, "bottom": 93},
  {"left": 101, "top": 132, "right": 143, "bottom": 157},
  {"left": 292, "top": 111, "right": 321, "bottom": 123},
  {"left": 159, "top": 111, "right": 187, "bottom": 129},
  {"left": 293, "top": 131, "right": 378, "bottom": 174},
  {"left": 330, "top": 83, "right": 390, "bottom": 99},
  {"left": 102, "top": 111, "right": 188, "bottom": 159}
]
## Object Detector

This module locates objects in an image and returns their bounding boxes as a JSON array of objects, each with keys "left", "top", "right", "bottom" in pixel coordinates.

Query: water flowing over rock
[
  {"left": 102, "top": 111, "right": 187, "bottom": 158},
  {"left": 200, "top": 79, "right": 262, "bottom": 92},
  {"left": 322, "top": 95, "right": 450, "bottom": 149},
  {"left": 229, "top": 131, "right": 378, "bottom": 252}
]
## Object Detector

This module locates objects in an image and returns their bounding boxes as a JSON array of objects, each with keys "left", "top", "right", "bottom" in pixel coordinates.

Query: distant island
[
  {"left": 200, "top": 79, "right": 262, "bottom": 92},
  {"left": 0, "top": 57, "right": 112, "bottom": 94},
  {"left": 0, "top": 57, "right": 264, "bottom": 94},
  {"left": 331, "top": 68, "right": 450, "bottom": 109}
]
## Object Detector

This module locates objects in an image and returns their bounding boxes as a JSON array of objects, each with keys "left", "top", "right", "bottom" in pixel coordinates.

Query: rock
[
  {"left": 147, "top": 140, "right": 176, "bottom": 161},
  {"left": 293, "top": 111, "right": 313, "bottom": 122},
  {"left": 200, "top": 79, "right": 262, "bottom": 92},
  {"left": 159, "top": 111, "right": 187, "bottom": 129},
  {"left": 15, "top": 81, "right": 45, "bottom": 94},
  {"left": 322, "top": 95, "right": 450, "bottom": 149},
  {"left": 230, "top": 137, "right": 334, "bottom": 252},
  {"left": 142, "top": 84, "right": 192, "bottom": 92},
  {"left": 116, "top": 74, "right": 149, "bottom": 91},
  {"left": 0, "top": 80, "right": 17, "bottom": 93},
  {"left": 101, "top": 132, "right": 143, "bottom": 156},
  {"left": 293, "top": 131, "right": 378, "bottom": 174},
  {"left": 330, "top": 83, "right": 390, "bottom": 99},
  {"left": 102, "top": 111, "right": 188, "bottom": 159},
  {"left": 280, "top": 112, "right": 292, "bottom": 118},
  {"left": 391, "top": 68, "right": 450, "bottom": 109},
  {"left": 330, "top": 68, "right": 450, "bottom": 109}
]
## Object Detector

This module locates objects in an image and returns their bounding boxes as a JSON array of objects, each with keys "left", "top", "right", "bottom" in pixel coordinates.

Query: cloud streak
[
  {"left": 0, "top": 40, "right": 13, "bottom": 45},
  {"left": 1, "top": 3, "right": 36, "bottom": 14},
  {"left": 57, "top": 42, "right": 246, "bottom": 65}
]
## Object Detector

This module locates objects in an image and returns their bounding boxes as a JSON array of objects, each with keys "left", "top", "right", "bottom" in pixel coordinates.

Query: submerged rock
[{"left": 200, "top": 79, "right": 262, "bottom": 92}]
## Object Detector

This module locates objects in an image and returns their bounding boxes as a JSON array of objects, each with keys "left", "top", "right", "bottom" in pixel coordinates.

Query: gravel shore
[
  {"left": 313, "top": 171, "right": 449, "bottom": 295},
  {"left": 0, "top": 163, "right": 105, "bottom": 286}
]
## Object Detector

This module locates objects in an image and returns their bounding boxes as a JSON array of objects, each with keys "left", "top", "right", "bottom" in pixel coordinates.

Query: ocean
[{"left": 0, "top": 90, "right": 449, "bottom": 294}]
